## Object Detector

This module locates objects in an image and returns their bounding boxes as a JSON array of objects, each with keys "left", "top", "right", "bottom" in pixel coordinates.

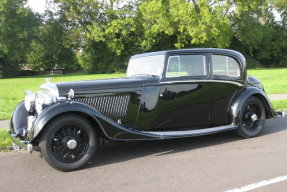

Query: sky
[{"left": 26, "top": 0, "right": 46, "bottom": 14}]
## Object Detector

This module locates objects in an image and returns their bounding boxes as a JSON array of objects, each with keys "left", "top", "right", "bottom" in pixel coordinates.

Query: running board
[{"left": 141, "top": 125, "right": 237, "bottom": 139}]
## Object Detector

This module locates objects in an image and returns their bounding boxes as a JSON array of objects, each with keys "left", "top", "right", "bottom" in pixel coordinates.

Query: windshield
[{"left": 126, "top": 55, "right": 165, "bottom": 77}]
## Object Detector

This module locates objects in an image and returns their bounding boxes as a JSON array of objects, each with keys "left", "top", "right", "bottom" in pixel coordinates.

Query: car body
[{"left": 8, "top": 48, "right": 283, "bottom": 171}]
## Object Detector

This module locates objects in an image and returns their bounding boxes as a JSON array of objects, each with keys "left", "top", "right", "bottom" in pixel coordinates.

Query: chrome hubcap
[
  {"left": 251, "top": 114, "right": 258, "bottom": 122},
  {"left": 242, "top": 103, "right": 261, "bottom": 132},
  {"left": 67, "top": 139, "right": 77, "bottom": 150}
]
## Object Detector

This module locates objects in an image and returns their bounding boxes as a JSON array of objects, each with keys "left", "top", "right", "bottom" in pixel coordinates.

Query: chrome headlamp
[
  {"left": 24, "top": 90, "right": 35, "bottom": 112},
  {"left": 35, "top": 91, "right": 57, "bottom": 114}
]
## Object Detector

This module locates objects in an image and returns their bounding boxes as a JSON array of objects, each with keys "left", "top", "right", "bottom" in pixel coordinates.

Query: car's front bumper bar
[{"left": 7, "top": 130, "right": 33, "bottom": 153}]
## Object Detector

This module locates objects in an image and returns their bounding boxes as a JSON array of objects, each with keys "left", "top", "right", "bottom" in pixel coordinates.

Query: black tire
[
  {"left": 237, "top": 96, "right": 266, "bottom": 138},
  {"left": 39, "top": 114, "right": 97, "bottom": 171}
]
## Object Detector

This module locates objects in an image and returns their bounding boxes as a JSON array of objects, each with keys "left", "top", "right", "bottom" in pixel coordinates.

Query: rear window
[{"left": 212, "top": 55, "right": 241, "bottom": 78}]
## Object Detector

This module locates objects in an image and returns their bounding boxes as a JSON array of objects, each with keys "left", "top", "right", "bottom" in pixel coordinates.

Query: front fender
[
  {"left": 30, "top": 101, "right": 159, "bottom": 142},
  {"left": 10, "top": 101, "right": 28, "bottom": 135},
  {"left": 231, "top": 87, "right": 278, "bottom": 125}
]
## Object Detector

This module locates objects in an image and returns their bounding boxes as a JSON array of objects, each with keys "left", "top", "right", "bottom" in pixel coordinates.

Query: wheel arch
[
  {"left": 252, "top": 93, "right": 276, "bottom": 119},
  {"left": 231, "top": 87, "right": 277, "bottom": 125},
  {"left": 30, "top": 102, "right": 112, "bottom": 144},
  {"left": 30, "top": 101, "right": 158, "bottom": 143},
  {"left": 31, "top": 111, "right": 105, "bottom": 145}
]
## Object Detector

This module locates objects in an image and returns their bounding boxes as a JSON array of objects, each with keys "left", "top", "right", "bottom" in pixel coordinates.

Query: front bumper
[
  {"left": 277, "top": 111, "right": 285, "bottom": 117},
  {"left": 7, "top": 130, "right": 33, "bottom": 153}
]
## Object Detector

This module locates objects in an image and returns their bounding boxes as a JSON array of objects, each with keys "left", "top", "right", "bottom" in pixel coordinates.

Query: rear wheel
[
  {"left": 237, "top": 97, "right": 266, "bottom": 138},
  {"left": 40, "top": 114, "right": 97, "bottom": 171}
]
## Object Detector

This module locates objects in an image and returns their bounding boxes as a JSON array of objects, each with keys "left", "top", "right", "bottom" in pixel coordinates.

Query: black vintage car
[{"left": 8, "top": 48, "right": 283, "bottom": 171}]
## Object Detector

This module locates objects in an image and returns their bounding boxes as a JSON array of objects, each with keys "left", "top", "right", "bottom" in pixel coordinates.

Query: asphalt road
[{"left": 1, "top": 117, "right": 287, "bottom": 192}]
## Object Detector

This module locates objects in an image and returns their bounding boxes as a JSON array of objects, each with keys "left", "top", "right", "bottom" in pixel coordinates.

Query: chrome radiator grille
[{"left": 74, "top": 94, "right": 130, "bottom": 120}]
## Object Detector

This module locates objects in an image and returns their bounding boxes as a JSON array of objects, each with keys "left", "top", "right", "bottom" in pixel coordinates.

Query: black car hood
[{"left": 56, "top": 76, "right": 160, "bottom": 96}]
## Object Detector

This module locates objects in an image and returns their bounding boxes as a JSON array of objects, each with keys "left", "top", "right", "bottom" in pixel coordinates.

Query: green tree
[
  {"left": 57, "top": 0, "right": 234, "bottom": 73},
  {"left": 230, "top": 0, "right": 287, "bottom": 67},
  {"left": 52, "top": 0, "right": 287, "bottom": 72},
  {"left": 0, "top": 0, "right": 40, "bottom": 77},
  {"left": 27, "top": 11, "right": 78, "bottom": 71},
  {"left": 139, "top": 0, "right": 232, "bottom": 49},
  {"left": 56, "top": 0, "right": 141, "bottom": 73}
]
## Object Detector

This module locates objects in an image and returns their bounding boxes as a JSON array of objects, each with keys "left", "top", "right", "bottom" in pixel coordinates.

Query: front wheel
[
  {"left": 40, "top": 114, "right": 97, "bottom": 171},
  {"left": 237, "top": 96, "right": 266, "bottom": 138}
]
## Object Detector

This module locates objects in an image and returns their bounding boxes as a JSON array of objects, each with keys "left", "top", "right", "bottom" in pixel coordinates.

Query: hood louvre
[{"left": 74, "top": 94, "right": 130, "bottom": 121}]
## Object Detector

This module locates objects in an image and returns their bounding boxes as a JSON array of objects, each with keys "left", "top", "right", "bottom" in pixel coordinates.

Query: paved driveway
[
  {"left": 0, "top": 120, "right": 9, "bottom": 129},
  {"left": 1, "top": 117, "right": 287, "bottom": 192}
]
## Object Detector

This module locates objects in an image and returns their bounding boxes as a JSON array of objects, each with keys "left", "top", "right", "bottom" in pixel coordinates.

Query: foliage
[
  {"left": 0, "top": 0, "right": 286, "bottom": 76},
  {"left": 0, "top": 129, "right": 12, "bottom": 151},
  {"left": 55, "top": 0, "right": 286, "bottom": 73},
  {"left": 230, "top": 0, "right": 287, "bottom": 68},
  {"left": 139, "top": 0, "right": 232, "bottom": 49},
  {"left": 0, "top": 0, "right": 41, "bottom": 77},
  {"left": 56, "top": 0, "right": 141, "bottom": 73},
  {"left": 27, "top": 11, "right": 79, "bottom": 71}
]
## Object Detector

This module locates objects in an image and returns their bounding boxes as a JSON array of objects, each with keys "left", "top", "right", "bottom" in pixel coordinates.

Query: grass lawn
[
  {"left": 248, "top": 68, "right": 287, "bottom": 95},
  {"left": 0, "top": 68, "right": 286, "bottom": 120},
  {"left": 0, "top": 129, "right": 12, "bottom": 151},
  {"left": 271, "top": 100, "right": 287, "bottom": 112},
  {"left": 0, "top": 72, "right": 125, "bottom": 120}
]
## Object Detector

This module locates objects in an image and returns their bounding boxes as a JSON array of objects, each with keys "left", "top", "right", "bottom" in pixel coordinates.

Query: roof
[{"left": 130, "top": 48, "right": 246, "bottom": 68}]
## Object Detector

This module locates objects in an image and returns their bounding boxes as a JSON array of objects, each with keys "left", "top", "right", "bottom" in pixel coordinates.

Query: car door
[
  {"left": 153, "top": 53, "right": 211, "bottom": 131},
  {"left": 208, "top": 54, "right": 244, "bottom": 126}
]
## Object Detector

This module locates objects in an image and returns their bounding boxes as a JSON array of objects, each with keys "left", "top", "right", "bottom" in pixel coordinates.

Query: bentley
[{"left": 8, "top": 48, "right": 284, "bottom": 171}]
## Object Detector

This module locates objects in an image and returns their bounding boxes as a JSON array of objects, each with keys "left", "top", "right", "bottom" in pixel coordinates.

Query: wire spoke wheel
[
  {"left": 40, "top": 114, "right": 97, "bottom": 171},
  {"left": 51, "top": 123, "right": 89, "bottom": 163}
]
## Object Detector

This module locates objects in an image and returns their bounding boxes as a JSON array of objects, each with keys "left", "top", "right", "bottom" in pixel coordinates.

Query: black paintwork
[
  {"left": 29, "top": 101, "right": 159, "bottom": 141},
  {"left": 10, "top": 102, "right": 28, "bottom": 136},
  {"left": 56, "top": 76, "right": 160, "bottom": 96},
  {"left": 10, "top": 48, "right": 278, "bottom": 144},
  {"left": 154, "top": 82, "right": 211, "bottom": 130}
]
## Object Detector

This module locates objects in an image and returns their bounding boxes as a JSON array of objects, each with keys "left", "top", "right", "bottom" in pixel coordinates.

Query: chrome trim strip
[
  {"left": 160, "top": 80, "right": 244, "bottom": 86},
  {"left": 141, "top": 125, "right": 237, "bottom": 138}
]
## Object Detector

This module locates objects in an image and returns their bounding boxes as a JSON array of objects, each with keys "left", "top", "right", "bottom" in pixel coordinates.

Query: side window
[
  {"left": 212, "top": 55, "right": 241, "bottom": 78},
  {"left": 166, "top": 55, "right": 206, "bottom": 78}
]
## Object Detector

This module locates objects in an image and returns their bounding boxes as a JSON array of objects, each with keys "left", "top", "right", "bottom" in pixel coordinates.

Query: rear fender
[{"left": 231, "top": 87, "right": 277, "bottom": 125}]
